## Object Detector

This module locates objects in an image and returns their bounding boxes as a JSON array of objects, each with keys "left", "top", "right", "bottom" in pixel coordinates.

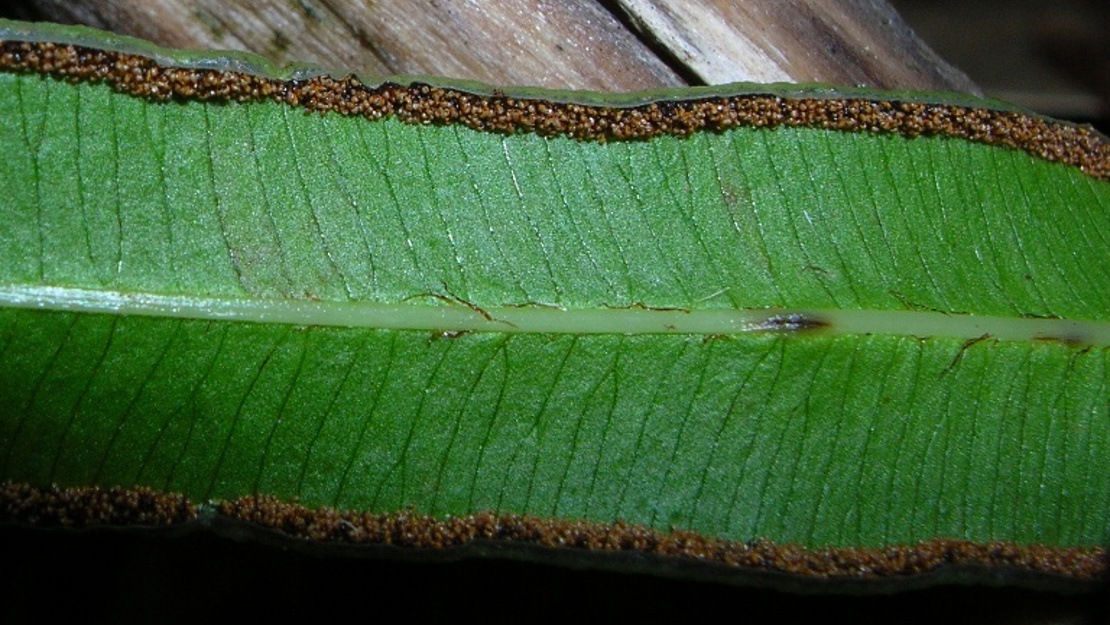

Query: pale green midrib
[{"left": 3, "top": 285, "right": 1109, "bottom": 346}]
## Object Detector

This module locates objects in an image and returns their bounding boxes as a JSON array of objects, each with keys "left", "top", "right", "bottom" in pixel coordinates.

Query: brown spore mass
[
  {"left": 1, "top": 41, "right": 1107, "bottom": 180},
  {"left": 2, "top": 481, "right": 1104, "bottom": 583},
  {"left": 0, "top": 480, "right": 195, "bottom": 527}
]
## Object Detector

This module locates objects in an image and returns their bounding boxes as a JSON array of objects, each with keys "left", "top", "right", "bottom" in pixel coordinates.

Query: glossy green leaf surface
[{"left": 0, "top": 21, "right": 1107, "bottom": 581}]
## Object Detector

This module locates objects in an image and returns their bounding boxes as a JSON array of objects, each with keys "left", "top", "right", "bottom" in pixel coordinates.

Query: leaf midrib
[{"left": 3, "top": 285, "right": 1108, "bottom": 345}]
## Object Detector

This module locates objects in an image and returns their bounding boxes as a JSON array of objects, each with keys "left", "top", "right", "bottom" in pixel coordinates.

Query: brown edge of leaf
[
  {"left": 2, "top": 481, "right": 1105, "bottom": 586},
  {"left": 0, "top": 40, "right": 1107, "bottom": 180}
]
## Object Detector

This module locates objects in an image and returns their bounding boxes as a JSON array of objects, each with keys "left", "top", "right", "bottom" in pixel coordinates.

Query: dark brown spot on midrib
[
  {"left": 0, "top": 40, "right": 1107, "bottom": 180},
  {"left": 759, "top": 314, "right": 830, "bottom": 332}
]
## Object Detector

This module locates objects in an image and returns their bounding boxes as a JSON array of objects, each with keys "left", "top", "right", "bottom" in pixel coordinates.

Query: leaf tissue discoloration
[{"left": 756, "top": 313, "right": 830, "bottom": 332}]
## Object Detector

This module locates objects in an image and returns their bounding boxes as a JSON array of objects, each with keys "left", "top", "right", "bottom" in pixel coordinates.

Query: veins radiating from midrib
[
  {"left": 424, "top": 128, "right": 468, "bottom": 296},
  {"left": 108, "top": 87, "right": 124, "bottom": 284},
  {"left": 328, "top": 120, "right": 374, "bottom": 293},
  {"left": 452, "top": 128, "right": 532, "bottom": 303},
  {"left": 990, "top": 147, "right": 1055, "bottom": 313},
  {"left": 282, "top": 106, "right": 353, "bottom": 300},
  {"left": 296, "top": 332, "right": 365, "bottom": 497},
  {"left": 647, "top": 337, "right": 712, "bottom": 530},
  {"left": 653, "top": 138, "right": 716, "bottom": 297},
  {"left": 542, "top": 140, "right": 617, "bottom": 298},
  {"left": 795, "top": 132, "right": 864, "bottom": 307},
  {"left": 427, "top": 336, "right": 506, "bottom": 515},
  {"left": 501, "top": 137, "right": 562, "bottom": 302},
  {"left": 204, "top": 325, "right": 290, "bottom": 501},
  {"left": 1048, "top": 176, "right": 1105, "bottom": 307},
  {"left": 1, "top": 314, "right": 76, "bottom": 477},
  {"left": 806, "top": 338, "right": 857, "bottom": 544},
  {"left": 17, "top": 77, "right": 46, "bottom": 284},
  {"left": 1050, "top": 173, "right": 1110, "bottom": 308},
  {"left": 49, "top": 316, "right": 119, "bottom": 484},
  {"left": 616, "top": 144, "right": 695, "bottom": 304},
  {"left": 518, "top": 335, "right": 579, "bottom": 516},
  {"left": 203, "top": 107, "right": 246, "bottom": 294},
  {"left": 147, "top": 97, "right": 180, "bottom": 293},
  {"left": 246, "top": 106, "right": 296, "bottom": 298},
  {"left": 956, "top": 140, "right": 1024, "bottom": 314},
  {"left": 332, "top": 331, "right": 397, "bottom": 509},
  {"left": 883, "top": 137, "right": 948, "bottom": 312},
  {"left": 579, "top": 147, "right": 633, "bottom": 303},
  {"left": 7, "top": 74, "right": 1110, "bottom": 338},
  {"left": 253, "top": 327, "right": 311, "bottom": 496},
  {"left": 371, "top": 122, "right": 421, "bottom": 288},
  {"left": 758, "top": 131, "right": 840, "bottom": 309},
  {"left": 92, "top": 317, "right": 179, "bottom": 484}
]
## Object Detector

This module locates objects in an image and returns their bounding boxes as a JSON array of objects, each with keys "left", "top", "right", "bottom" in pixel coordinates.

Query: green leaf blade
[
  {"left": 5, "top": 72, "right": 1110, "bottom": 318},
  {"left": 3, "top": 309, "right": 1108, "bottom": 551},
  {"left": 1, "top": 24, "right": 1108, "bottom": 585}
]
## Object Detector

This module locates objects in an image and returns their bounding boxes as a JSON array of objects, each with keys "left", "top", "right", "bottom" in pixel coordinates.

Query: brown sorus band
[
  {"left": 1, "top": 481, "right": 1104, "bottom": 583},
  {"left": 0, "top": 40, "right": 1108, "bottom": 180}
]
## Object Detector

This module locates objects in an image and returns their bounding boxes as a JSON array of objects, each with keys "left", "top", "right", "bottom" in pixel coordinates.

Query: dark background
[{"left": 2, "top": 525, "right": 1107, "bottom": 624}]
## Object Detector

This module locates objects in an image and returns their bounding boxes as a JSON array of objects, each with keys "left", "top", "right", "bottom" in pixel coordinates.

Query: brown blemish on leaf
[
  {"left": 2, "top": 481, "right": 1104, "bottom": 583},
  {"left": 1033, "top": 334, "right": 1092, "bottom": 348},
  {"left": 944, "top": 333, "right": 992, "bottom": 373},
  {"left": 405, "top": 289, "right": 496, "bottom": 322},
  {"left": 758, "top": 313, "right": 830, "bottom": 332},
  {"left": 0, "top": 41, "right": 1107, "bottom": 180}
]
